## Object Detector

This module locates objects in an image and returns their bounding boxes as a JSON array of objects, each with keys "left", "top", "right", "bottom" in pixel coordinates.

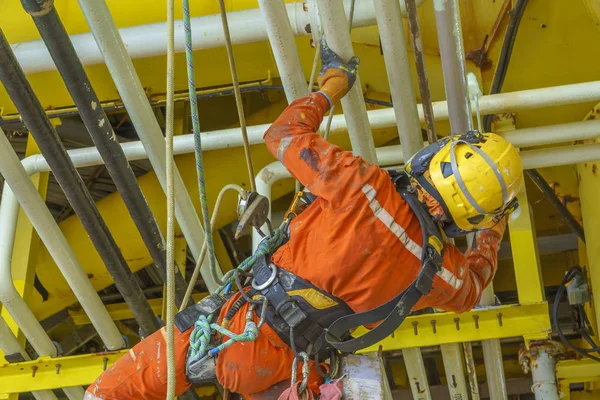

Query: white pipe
[
  {"left": 0, "top": 316, "right": 28, "bottom": 362},
  {"left": 16, "top": 0, "right": 425, "bottom": 75},
  {"left": 318, "top": 0, "right": 377, "bottom": 163},
  {"left": 403, "top": 347, "right": 433, "bottom": 400},
  {"left": 373, "top": 0, "right": 423, "bottom": 157},
  {"left": 501, "top": 119, "right": 600, "bottom": 148},
  {"left": 440, "top": 344, "right": 469, "bottom": 400},
  {"left": 521, "top": 143, "right": 600, "bottom": 170},
  {"left": 530, "top": 350, "right": 560, "bottom": 400},
  {"left": 78, "top": 0, "right": 218, "bottom": 291},
  {"left": 0, "top": 187, "right": 57, "bottom": 357},
  {"left": 433, "top": 0, "right": 472, "bottom": 133},
  {"left": 0, "top": 129, "right": 125, "bottom": 351},
  {"left": 258, "top": 0, "right": 308, "bottom": 103},
  {"left": 479, "top": 284, "right": 508, "bottom": 400}
]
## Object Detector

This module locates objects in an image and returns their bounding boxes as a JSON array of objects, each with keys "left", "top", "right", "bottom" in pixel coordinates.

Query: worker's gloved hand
[
  {"left": 318, "top": 37, "right": 360, "bottom": 108},
  {"left": 489, "top": 215, "right": 508, "bottom": 238}
]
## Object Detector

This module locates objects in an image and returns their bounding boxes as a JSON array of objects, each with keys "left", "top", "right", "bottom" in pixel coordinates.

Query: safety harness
[
  {"left": 178, "top": 170, "right": 445, "bottom": 383},
  {"left": 251, "top": 170, "right": 445, "bottom": 356}
]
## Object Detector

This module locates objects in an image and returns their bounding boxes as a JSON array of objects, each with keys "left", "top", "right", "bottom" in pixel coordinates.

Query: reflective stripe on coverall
[{"left": 85, "top": 92, "right": 503, "bottom": 399}]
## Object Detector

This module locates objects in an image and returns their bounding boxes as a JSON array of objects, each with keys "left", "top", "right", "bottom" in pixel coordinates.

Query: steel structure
[{"left": 1, "top": 0, "right": 600, "bottom": 398}]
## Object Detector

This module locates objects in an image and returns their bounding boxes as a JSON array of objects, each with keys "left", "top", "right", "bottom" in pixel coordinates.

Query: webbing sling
[{"left": 324, "top": 173, "right": 444, "bottom": 353}]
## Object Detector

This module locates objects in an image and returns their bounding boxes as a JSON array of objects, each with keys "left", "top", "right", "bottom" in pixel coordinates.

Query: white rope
[{"left": 165, "top": 0, "right": 176, "bottom": 397}]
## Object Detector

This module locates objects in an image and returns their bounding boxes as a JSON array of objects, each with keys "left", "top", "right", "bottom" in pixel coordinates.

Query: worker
[{"left": 84, "top": 39, "right": 523, "bottom": 400}]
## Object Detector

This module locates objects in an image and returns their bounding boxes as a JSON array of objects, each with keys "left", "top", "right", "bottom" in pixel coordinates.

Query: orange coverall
[{"left": 84, "top": 92, "right": 503, "bottom": 399}]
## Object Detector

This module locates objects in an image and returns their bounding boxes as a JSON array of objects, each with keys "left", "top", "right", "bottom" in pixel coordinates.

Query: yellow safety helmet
[{"left": 406, "top": 131, "right": 524, "bottom": 237}]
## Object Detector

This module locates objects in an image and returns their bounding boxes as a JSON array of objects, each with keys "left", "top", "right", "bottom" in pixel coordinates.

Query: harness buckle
[{"left": 276, "top": 298, "right": 307, "bottom": 328}]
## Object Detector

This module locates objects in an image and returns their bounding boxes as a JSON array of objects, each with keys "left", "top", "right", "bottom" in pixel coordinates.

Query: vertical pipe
[
  {"left": 530, "top": 350, "right": 560, "bottom": 400},
  {"left": 433, "top": 0, "right": 472, "bottom": 134},
  {"left": 21, "top": 1, "right": 165, "bottom": 332},
  {"left": 405, "top": 0, "right": 437, "bottom": 143},
  {"left": 480, "top": 284, "right": 508, "bottom": 400},
  {"left": 463, "top": 342, "right": 481, "bottom": 400},
  {"left": 403, "top": 347, "right": 432, "bottom": 400},
  {"left": 318, "top": 0, "right": 377, "bottom": 163},
  {"left": 77, "top": 0, "right": 219, "bottom": 292},
  {"left": 440, "top": 344, "right": 469, "bottom": 399},
  {"left": 258, "top": 0, "right": 308, "bottom": 103},
  {"left": 373, "top": 0, "right": 423, "bottom": 158},
  {"left": 0, "top": 128, "right": 124, "bottom": 350},
  {"left": 27, "top": 1, "right": 189, "bottom": 309},
  {"left": 0, "top": 24, "right": 132, "bottom": 346}
]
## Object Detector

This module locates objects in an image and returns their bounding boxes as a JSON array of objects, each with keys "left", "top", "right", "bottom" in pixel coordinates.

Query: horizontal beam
[
  {"left": 0, "top": 349, "right": 218, "bottom": 396},
  {"left": 358, "top": 302, "right": 551, "bottom": 353},
  {"left": 68, "top": 293, "right": 208, "bottom": 326},
  {"left": 0, "top": 350, "right": 128, "bottom": 393},
  {"left": 556, "top": 359, "right": 600, "bottom": 383}
]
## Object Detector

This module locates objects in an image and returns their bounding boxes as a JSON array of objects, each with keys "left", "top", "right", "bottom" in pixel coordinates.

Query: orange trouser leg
[
  {"left": 85, "top": 326, "right": 192, "bottom": 400},
  {"left": 216, "top": 297, "right": 323, "bottom": 399}
]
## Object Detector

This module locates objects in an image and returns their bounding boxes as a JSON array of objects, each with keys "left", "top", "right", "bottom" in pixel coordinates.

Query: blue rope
[
  {"left": 188, "top": 228, "right": 286, "bottom": 362},
  {"left": 182, "top": 0, "right": 217, "bottom": 278}
]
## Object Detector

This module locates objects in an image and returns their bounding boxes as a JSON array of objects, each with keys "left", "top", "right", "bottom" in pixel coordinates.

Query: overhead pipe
[
  {"left": 16, "top": 0, "right": 424, "bottom": 75},
  {"left": 0, "top": 128, "right": 124, "bottom": 350},
  {"left": 19, "top": 0, "right": 162, "bottom": 335},
  {"left": 318, "top": 0, "right": 377, "bottom": 163},
  {"left": 22, "top": 1, "right": 187, "bottom": 314},
  {"left": 0, "top": 24, "right": 153, "bottom": 343},
  {"left": 433, "top": 0, "right": 472, "bottom": 134},
  {"left": 373, "top": 0, "right": 423, "bottom": 157},
  {"left": 258, "top": 0, "right": 308, "bottom": 103},
  {"left": 77, "top": 0, "right": 219, "bottom": 292}
]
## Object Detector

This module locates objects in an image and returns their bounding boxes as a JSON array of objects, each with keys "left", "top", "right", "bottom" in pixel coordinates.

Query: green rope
[
  {"left": 188, "top": 228, "right": 285, "bottom": 362},
  {"left": 182, "top": 0, "right": 217, "bottom": 278}
]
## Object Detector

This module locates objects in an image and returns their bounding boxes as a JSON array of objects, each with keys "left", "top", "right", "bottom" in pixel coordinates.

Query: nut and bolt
[
  {"left": 473, "top": 315, "right": 479, "bottom": 329},
  {"left": 412, "top": 321, "right": 419, "bottom": 335},
  {"left": 430, "top": 320, "right": 437, "bottom": 334},
  {"left": 454, "top": 317, "right": 460, "bottom": 331}
]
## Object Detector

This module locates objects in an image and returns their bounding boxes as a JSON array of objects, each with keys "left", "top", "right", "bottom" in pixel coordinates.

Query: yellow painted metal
[
  {"left": 0, "top": 134, "right": 49, "bottom": 400},
  {"left": 557, "top": 359, "right": 600, "bottom": 382},
  {"left": 509, "top": 185, "right": 545, "bottom": 304},
  {"left": 357, "top": 302, "right": 550, "bottom": 353},
  {"left": 69, "top": 294, "right": 208, "bottom": 326},
  {"left": 0, "top": 350, "right": 128, "bottom": 394},
  {"left": 577, "top": 105, "right": 600, "bottom": 339}
]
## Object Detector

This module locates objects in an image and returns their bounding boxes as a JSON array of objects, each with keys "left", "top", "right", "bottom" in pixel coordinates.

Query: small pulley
[{"left": 235, "top": 192, "right": 270, "bottom": 239}]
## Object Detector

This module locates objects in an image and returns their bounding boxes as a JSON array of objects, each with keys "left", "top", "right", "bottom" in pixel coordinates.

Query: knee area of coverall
[{"left": 85, "top": 326, "right": 193, "bottom": 399}]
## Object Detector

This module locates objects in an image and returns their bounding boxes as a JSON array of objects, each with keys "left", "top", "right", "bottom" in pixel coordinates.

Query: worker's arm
[
  {"left": 418, "top": 218, "right": 507, "bottom": 313},
  {"left": 264, "top": 40, "right": 370, "bottom": 205}
]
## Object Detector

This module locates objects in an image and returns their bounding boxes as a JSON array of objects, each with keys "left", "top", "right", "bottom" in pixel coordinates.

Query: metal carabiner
[{"left": 290, "top": 351, "right": 310, "bottom": 395}]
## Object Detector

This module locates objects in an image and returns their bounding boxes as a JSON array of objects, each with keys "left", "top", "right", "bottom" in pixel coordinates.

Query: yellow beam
[
  {"left": 509, "top": 185, "right": 545, "bottom": 304},
  {"left": 68, "top": 293, "right": 208, "bottom": 326},
  {"left": 557, "top": 359, "right": 600, "bottom": 382},
  {"left": 0, "top": 350, "right": 128, "bottom": 393},
  {"left": 358, "top": 302, "right": 550, "bottom": 353}
]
